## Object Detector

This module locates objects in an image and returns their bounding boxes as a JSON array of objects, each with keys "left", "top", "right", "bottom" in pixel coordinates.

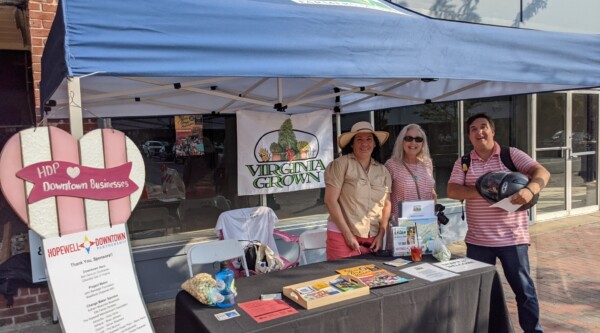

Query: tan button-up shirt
[{"left": 325, "top": 153, "right": 391, "bottom": 237}]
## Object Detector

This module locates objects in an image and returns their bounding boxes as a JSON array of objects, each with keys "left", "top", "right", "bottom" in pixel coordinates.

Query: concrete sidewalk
[
  {"left": 448, "top": 212, "right": 600, "bottom": 332},
  {"left": 5, "top": 213, "right": 600, "bottom": 333},
  {"left": 507, "top": 213, "right": 600, "bottom": 332}
]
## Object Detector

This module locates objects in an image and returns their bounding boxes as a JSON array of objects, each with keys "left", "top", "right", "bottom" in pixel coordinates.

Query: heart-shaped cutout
[
  {"left": 0, "top": 127, "right": 145, "bottom": 238},
  {"left": 66, "top": 166, "right": 81, "bottom": 179}
]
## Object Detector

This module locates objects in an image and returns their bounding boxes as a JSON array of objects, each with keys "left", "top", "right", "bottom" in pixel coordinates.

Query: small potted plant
[
  {"left": 269, "top": 142, "right": 283, "bottom": 161},
  {"left": 297, "top": 141, "right": 310, "bottom": 159}
]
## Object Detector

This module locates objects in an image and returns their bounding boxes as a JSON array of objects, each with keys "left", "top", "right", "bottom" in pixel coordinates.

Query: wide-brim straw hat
[{"left": 338, "top": 121, "right": 389, "bottom": 149}]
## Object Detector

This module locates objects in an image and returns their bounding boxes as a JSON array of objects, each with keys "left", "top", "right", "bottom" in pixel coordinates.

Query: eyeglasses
[{"left": 404, "top": 136, "right": 424, "bottom": 143}]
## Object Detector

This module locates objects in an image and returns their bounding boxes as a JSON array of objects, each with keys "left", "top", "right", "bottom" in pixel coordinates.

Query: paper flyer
[
  {"left": 43, "top": 224, "right": 152, "bottom": 332},
  {"left": 401, "top": 263, "right": 459, "bottom": 282},
  {"left": 433, "top": 257, "right": 492, "bottom": 273},
  {"left": 238, "top": 299, "right": 298, "bottom": 323},
  {"left": 490, "top": 197, "right": 522, "bottom": 212}
]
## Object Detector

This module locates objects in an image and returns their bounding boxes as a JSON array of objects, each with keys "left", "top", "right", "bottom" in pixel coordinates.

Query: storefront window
[
  {"left": 114, "top": 97, "right": 537, "bottom": 245},
  {"left": 113, "top": 115, "right": 259, "bottom": 245}
]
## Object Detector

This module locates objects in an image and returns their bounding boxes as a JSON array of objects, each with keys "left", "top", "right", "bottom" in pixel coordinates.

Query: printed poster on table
[
  {"left": 237, "top": 110, "right": 333, "bottom": 195},
  {"left": 43, "top": 224, "right": 153, "bottom": 333}
]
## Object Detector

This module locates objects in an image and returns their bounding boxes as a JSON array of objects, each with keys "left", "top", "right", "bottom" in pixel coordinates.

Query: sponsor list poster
[{"left": 43, "top": 224, "right": 152, "bottom": 332}]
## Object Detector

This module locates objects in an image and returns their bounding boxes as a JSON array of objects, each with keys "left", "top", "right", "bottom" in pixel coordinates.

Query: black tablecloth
[{"left": 175, "top": 255, "right": 514, "bottom": 333}]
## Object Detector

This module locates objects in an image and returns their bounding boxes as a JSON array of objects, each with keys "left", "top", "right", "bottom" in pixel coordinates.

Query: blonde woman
[{"left": 385, "top": 124, "right": 436, "bottom": 221}]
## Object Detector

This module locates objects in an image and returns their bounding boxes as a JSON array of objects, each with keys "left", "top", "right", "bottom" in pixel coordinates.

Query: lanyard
[{"left": 402, "top": 161, "right": 421, "bottom": 200}]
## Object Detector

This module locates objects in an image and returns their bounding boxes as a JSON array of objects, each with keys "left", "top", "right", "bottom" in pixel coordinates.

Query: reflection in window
[
  {"left": 536, "top": 93, "right": 566, "bottom": 149},
  {"left": 572, "top": 94, "right": 598, "bottom": 208},
  {"left": 113, "top": 115, "right": 259, "bottom": 244}
]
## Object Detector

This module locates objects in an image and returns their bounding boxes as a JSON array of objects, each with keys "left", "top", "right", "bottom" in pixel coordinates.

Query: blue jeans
[{"left": 467, "top": 243, "right": 543, "bottom": 333}]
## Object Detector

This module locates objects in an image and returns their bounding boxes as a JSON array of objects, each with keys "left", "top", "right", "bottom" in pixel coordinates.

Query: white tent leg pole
[
  {"left": 67, "top": 77, "right": 84, "bottom": 139},
  {"left": 336, "top": 113, "right": 341, "bottom": 155},
  {"left": 458, "top": 101, "right": 464, "bottom": 156},
  {"left": 529, "top": 94, "right": 537, "bottom": 223}
]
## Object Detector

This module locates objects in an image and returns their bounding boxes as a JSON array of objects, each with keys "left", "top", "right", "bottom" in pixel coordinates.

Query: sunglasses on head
[{"left": 404, "top": 135, "right": 424, "bottom": 143}]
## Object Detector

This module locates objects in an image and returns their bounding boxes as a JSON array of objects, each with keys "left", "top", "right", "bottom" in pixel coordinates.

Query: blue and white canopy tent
[{"left": 41, "top": 0, "right": 600, "bottom": 127}]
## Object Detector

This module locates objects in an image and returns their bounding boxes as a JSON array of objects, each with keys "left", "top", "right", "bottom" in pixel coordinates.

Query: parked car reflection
[{"left": 142, "top": 140, "right": 167, "bottom": 157}]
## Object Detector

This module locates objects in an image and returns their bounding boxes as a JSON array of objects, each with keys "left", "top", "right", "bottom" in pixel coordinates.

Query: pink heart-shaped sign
[{"left": 0, "top": 127, "right": 145, "bottom": 238}]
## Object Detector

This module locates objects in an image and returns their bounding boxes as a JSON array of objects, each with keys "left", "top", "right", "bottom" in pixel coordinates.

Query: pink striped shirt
[
  {"left": 385, "top": 158, "right": 435, "bottom": 220},
  {"left": 448, "top": 143, "right": 538, "bottom": 247}
]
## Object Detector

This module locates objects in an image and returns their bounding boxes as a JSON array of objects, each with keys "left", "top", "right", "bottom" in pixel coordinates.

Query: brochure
[
  {"left": 397, "top": 216, "right": 439, "bottom": 253},
  {"left": 329, "top": 278, "right": 362, "bottom": 292},
  {"left": 433, "top": 257, "right": 492, "bottom": 273},
  {"left": 336, "top": 264, "right": 409, "bottom": 288},
  {"left": 401, "top": 263, "right": 459, "bottom": 282},
  {"left": 383, "top": 258, "right": 412, "bottom": 267},
  {"left": 401, "top": 199, "right": 435, "bottom": 218},
  {"left": 389, "top": 225, "right": 417, "bottom": 256}
]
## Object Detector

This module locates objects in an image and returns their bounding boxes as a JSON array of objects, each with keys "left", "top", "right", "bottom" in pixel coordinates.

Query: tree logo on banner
[{"left": 248, "top": 118, "right": 326, "bottom": 190}]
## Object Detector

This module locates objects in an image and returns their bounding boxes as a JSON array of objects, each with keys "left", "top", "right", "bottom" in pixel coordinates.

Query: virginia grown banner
[{"left": 237, "top": 110, "right": 333, "bottom": 195}]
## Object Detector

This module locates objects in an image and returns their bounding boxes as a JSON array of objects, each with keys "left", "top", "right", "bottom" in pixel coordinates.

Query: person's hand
[
  {"left": 370, "top": 233, "right": 384, "bottom": 253},
  {"left": 343, "top": 232, "right": 361, "bottom": 254},
  {"left": 511, "top": 187, "right": 535, "bottom": 205}
]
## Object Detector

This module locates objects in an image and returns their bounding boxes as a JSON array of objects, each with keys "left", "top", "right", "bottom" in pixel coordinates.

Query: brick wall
[
  {"left": 0, "top": 287, "right": 53, "bottom": 327},
  {"left": 0, "top": 2, "right": 92, "bottom": 328},
  {"left": 29, "top": 0, "right": 58, "bottom": 110}
]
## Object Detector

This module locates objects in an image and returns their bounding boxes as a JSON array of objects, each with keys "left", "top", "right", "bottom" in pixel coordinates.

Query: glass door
[
  {"left": 570, "top": 93, "right": 598, "bottom": 213},
  {"left": 535, "top": 92, "right": 599, "bottom": 220}
]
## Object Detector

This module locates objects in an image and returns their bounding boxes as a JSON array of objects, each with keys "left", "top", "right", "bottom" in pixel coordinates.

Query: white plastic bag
[
  {"left": 255, "top": 243, "right": 285, "bottom": 274},
  {"left": 430, "top": 237, "right": 451, "bottom": 262}
]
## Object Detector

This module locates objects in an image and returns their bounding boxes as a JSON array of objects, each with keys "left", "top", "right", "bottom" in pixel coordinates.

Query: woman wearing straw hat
[{"left": 323, "top": 121, "right": 392, "bottom": 260}]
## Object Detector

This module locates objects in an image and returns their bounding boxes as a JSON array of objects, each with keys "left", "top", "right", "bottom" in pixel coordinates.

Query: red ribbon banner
[{"left": 16, "top": 161, "right": 139, "bottom": 203}]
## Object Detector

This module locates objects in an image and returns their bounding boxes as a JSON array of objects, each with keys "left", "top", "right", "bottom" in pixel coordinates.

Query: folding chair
[
  {"left": 298, "top": 228, "right": 327, "bottom": 265},
  {"left": 186, "top": 239, "right": 250, "bottom": 278},
  {"left": 215, "top": 206, "right": 300, "bottom": 274}
]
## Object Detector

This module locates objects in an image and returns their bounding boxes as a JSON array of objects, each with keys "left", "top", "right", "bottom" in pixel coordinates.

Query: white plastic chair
[
  {"left": 298, "top": 228, "right": 327, "bottom": 265},
  {"left": 186, "top": 239, "right": 250, "bottom": 278}
]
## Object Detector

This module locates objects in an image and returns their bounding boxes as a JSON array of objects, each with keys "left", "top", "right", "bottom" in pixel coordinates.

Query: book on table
[{"left": 335, "top": 264, "right": 409, "bottom": 288}]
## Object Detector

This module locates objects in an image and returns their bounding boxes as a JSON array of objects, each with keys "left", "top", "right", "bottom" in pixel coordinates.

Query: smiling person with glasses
[{"left": 385, "top": 124, "right": 436, "bottom": 222}]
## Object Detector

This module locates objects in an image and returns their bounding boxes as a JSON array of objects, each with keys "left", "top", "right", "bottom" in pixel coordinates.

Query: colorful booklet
[
  {"left": 336, "top": 264, "right": 409, "bottom": 288},
  {"left": 329, "top": 277, "right": 362, "bottom": 292}
]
